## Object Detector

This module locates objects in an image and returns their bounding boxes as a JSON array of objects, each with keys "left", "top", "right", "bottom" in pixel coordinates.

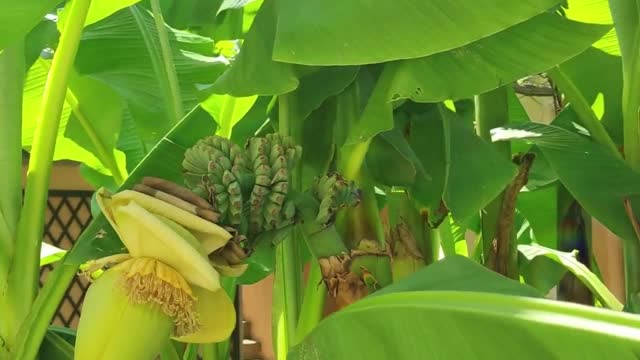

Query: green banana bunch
[
  {"left": 246, "top": 133, "right": 301, "bottom": 233},
  {"left": 311, "top": 173, "right": 361, "bottom": 226},
  {"left": 183, "top": 136, "right": 253, "bottom": 227},
  {"left": 182, "top": 134, "right": 301, "bottom": 236}
]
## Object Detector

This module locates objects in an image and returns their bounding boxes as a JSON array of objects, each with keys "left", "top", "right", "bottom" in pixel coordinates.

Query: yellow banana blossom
[{"left": 75, "top": 187, "right": 239, "bottom": 359}]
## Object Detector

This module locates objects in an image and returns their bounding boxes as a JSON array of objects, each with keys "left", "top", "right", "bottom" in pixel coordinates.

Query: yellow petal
[
  {"left": 113, "top": 190, "right": 232, "bottom": 252},
  {"left": 110, "top": 199, "right": 220, "bottom": 291},
  {"left": 96, "top": 188, "right": 123, "bottom": 239},
  {"left": 75, "top": 265, "right": 173, "bottom": 360},
  {"left": 173, "top": 286, "right": 236, "bottom": 344}
]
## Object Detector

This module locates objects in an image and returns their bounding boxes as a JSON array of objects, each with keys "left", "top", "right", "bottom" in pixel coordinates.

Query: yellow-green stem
[
  {"left": 159, "top": 341, "right": 181, "bottom": 360},
  {"left": 13, "top": 264, "right": 78, "bottom": 360},
  {"left": 0, "top": 40, "right": 25, "bottom": 357},
  {"left": 150, "top": 0, "right": 184, "bottom": 121},
  {"left": 274, "top": 94, "right": 302, "bottom": 358},
  {"left": 7, "top": 0, "right": 91, "bottom": 337},
  {"left": 213, "top": 278, "right": 236, "bottom": 360},
  {"left": 336, "top": 79, "right": 367, "bottom": 180},
  {"left": 294, "top": 261, "right": 326, "bottom": 345},
  {"left": 201, "top": 345, "right": 217, "bottom": 360}
]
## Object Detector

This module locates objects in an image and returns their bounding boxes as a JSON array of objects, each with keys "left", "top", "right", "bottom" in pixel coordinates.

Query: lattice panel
[{"left": 39, "top": 190, "right": 93, "bottom": 329}]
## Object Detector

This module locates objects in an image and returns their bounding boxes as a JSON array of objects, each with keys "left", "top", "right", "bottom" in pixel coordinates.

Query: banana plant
[{"left": 3, "top": 0, "right": 640, "bottom": 359}]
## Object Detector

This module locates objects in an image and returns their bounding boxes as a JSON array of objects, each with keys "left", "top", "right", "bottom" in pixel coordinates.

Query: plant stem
[
  {"left": 13, "top": 264, "right": 77, "bottom": 360},
  {"left": 610, "top": 0, "right": 640, "bottom": 311},
  {"left": 336, "top": 80, "right": 366, "bottom": 180},
  {"left": 294, "top": 261, "right": 326, "bottom": 345},
  {"left": 65, "top": 93, "right": 126, "bottom": 184},
  {"left": 34, "top": 59, "right": 127, "bottom": 185},
  {"left": 0, "top": 41, "right": 24, "bottom": 264},
  {"left": 0, "top": 40, "right": 25, "bottom": 357},
  {"left": 547, "top": 66, "right": 620, "bottom": 158},
  {"left": 475, "top": 87, "right": 512, "bottom": 274},
  {"left": 214, "top": 278, "right": 236, "bottom": 360},
  {"left": 8, "top": 0, "right": 91, "bottom": 334},
  {"left": 494, "top": 154, "right": 535, "bottom": 279},
  {"left": 159, "top": 341, "right": 181, "bottom": 360},
  {"left": 150, "top": 0, "right": 184, "bottom": 121},
  {"left": 201, "top": 344, "right": 217, "bottom": 360},
  {"left": 274, "top": 93, "right": 302, "bottom": 357}
]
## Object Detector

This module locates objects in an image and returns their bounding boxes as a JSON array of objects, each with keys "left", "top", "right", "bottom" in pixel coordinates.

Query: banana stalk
[
  {"left": 299, "top": 174, "right": 392, "bottom": 309},
  {"left": 386, "top": 190, "right": 438, "bottom": 282}
]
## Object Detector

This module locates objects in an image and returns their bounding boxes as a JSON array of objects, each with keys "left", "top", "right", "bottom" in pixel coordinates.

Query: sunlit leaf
[
  {"left": 22, "top": 59, "right": 127, "bottom": 178},
  {"left": 75, "top": 6, "right": 228, "bottom": 144},
  {"left": 0, "top": 0, "right": 59, "bottom": 51},
  {"left": 564, "top": 0, "right": 618, "bottom": 55},
  {"left": 387, "top": 14, "right": 609, "bottom": 103},
  {"left": 201, "top": 93, "right": 258, "bottom": 138},
  {"left": 375, "top": 255, "right": 542, "bottom": 298},
  {"left": 273, "top": 0, "right": 562, "bottom": 65},
  {"left": 519, "top": 244, "right": 623, "bottom": 310},
  {"left": 58, "top": 0, "right": 143, "bottom": 28},
  {"left": 40, "top": 243, "right": 66, "bottom": 267},
  {"left": 290, "top": 291, "right": 640, "bottom": 359}
]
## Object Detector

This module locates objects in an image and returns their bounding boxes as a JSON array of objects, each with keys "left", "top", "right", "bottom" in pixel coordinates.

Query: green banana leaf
[
  {"left": 212, "top": 0, "right": 297, "bottom": 96},
  {"left": 273, "top": 0, "right": 562, "bottom": 65},
  {"left": 289, "top": 291, "right": 640, "bottom": 359},
  {"left": 201, "top": 93, "right": 258, "bottom": 138},
  {"left": 556, "top": 1, "right": 623, "bottom": 143},
  {"left": 38, "top": 330, "right": 74, "bottom": 360},
  {"left": 554, "top": 48, "right": 623, "bottom": 145},
  {"left": 375, "top": 255, "right": 542, "bottom": 298},
  {"left": 375, "top": 104, "right": 516, "bottom": 223},
  {"left": 347, "top": 14, "right": 609, "bottom": 149},
  {"left": 564, "top": 0, "right": 618, "bottom": 55},
  {"left": 517, "top": 185, "right": 559, "bottom": 249},
  {"left": 0, "top": 1, "right": 59, "bottom": 51},
  {"left": 74, "top": 5, "right": 228, "bottom": 144},
  {"left": 366, "top": 129, "right": 419, "bottom": 187},
  {"left": 491, "top": 119, "right": 640, "bottom": 244}
]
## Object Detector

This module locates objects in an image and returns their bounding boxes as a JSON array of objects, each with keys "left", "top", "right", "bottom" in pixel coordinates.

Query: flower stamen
[{"left": 117, "top": 257, "right": 200, "bottom": 336}]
